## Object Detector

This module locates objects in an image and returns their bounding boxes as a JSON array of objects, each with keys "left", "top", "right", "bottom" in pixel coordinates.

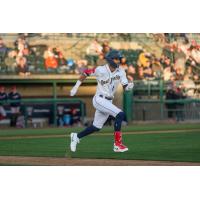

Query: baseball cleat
[
  {"left": 113, "top": 143, "right": 128, "bottom": 152},
  {"left": 70, "top": 132, "right": 80, "bottom": 152}
]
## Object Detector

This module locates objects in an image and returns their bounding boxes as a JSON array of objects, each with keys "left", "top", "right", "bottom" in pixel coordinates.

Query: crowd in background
[
  {"left": 1, "top": 34, "right": 200, "bottom": 98},
  {"left": 0, "top": 34, "right": 199, "bottom": 80},
  {"left": 1, "top": 33, "right": 200, "bottom": 125},
  {"left": 1, "top": 34, "right": 200, "bottom": 96},
  {"left": 0, "top": 34, "right": 134, "bottom": 76}
]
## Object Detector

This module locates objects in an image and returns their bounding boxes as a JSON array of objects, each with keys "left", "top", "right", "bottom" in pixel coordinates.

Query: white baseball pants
[{"left": 92, "top": 95, "right": 122, "bottom": 129}]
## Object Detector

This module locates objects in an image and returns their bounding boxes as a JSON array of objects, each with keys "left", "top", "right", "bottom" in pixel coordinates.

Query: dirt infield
[{"left": 0, "top": 156, "right": 199, "bottom": 166}]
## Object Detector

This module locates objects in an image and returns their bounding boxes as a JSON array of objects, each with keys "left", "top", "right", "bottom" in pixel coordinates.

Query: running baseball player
[{"left": 70, "top": 50, "right": 134, "bottom": 152}]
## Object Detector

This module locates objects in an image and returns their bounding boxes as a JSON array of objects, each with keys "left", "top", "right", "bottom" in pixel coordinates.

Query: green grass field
[{"left": 0, "top": 123, "right": 200, "bottom": 163}]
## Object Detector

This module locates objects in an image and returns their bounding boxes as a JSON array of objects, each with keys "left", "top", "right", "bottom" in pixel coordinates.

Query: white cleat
[
  {"left": 70, "top": 132, "right": 80, "bottom": 152},
  {"left": 113, "top": 143, "right": 128, "bottom": 152}
]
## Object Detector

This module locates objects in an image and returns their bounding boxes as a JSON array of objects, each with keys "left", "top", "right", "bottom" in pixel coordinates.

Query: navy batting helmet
[{"left": 105, "top": 50, "right": 123, "bottom": 68}]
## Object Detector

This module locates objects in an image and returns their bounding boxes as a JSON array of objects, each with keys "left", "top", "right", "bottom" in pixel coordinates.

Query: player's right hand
[
  {"left": 125, "top": 82, "right": 134, "bottom": 91},
  {"left": 70, "top": 87, "right": 78, "bottom": 96}
]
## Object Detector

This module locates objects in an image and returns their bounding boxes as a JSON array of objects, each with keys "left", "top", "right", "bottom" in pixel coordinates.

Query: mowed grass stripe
[
  {"left": 0, "top": 131, "right": 200, "bottom": 162},
  {"left": 1, "top": 123, "right": 200, "bottom": 137},
  {"left": 0, "top": 128, "right": 200, "bottom": 140}
]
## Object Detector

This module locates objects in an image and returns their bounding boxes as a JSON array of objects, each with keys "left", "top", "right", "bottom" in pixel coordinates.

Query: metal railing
[{"left": 124, "top": 80, "right": 200, "bottom": 122}]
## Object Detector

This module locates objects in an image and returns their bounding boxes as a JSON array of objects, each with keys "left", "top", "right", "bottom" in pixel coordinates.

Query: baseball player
[
  {"left": 0, "top": 86, "right": 7, "bottom": 120},
  {"left": 70, "top": 50, "right": 134, "bottom": 152}
]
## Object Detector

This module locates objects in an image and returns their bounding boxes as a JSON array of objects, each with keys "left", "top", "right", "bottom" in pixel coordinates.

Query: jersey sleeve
[
  {"left": 120, "top": 68, "right": 129, "bottom": 86},
  {"left": 82, "top": 66, "right": 101, "bottom": 77},
  {"left": 82, "top": 68, "right": 95, "bottom": 77}
]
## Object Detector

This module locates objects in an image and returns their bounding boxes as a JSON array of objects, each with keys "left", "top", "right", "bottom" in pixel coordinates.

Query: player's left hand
[{"left": 125, "top": 82, "right": 134, "bottom": 91}]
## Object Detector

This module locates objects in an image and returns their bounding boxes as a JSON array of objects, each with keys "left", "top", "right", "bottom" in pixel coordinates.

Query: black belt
[{"left": 99, "top": 95, "right": 113, "bottom": 100}]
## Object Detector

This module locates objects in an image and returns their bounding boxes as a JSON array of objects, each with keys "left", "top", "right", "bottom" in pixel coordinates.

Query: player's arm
[
  {"left": 123, "top": 82, "right": 134, "bottom": 91},
  {"left": 120, "top": 69, "right": 134, "bottom": 91},
  {"left": 70, "top": 69, "right": 95, "bottom": 96}
]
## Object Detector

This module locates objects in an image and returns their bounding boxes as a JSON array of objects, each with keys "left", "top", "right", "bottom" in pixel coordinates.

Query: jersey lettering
[{"left": 100, "top": 79, "right": 109, "bottom": 85}]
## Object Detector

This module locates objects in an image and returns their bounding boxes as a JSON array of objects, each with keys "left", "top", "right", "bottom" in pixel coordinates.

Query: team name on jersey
[
  {"left": 100, "top": 79, "right": 109, "bottom": 85},
  {"left": 111, "top": 75, "right": 120, "bottom": 81},
  {"left": 100, "top": 75, "right": 120, "bottom": 85}
]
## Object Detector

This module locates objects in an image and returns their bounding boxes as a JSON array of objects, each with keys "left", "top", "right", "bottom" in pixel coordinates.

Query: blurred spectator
[
  {"left": 14, "top": 36, "right": 30, "bottom": 60},
  {"left": 137, "top": 50, "right": 151, "bottom": 68},
  {"left": 57, "top": 106, "right": 64, "bottom": 127},
  {"left": 164, "top": 33, "right": 174, "bottom": 43},
  {"left": 0, "top": 37, "right": 8, "bottom": 60},
  {"left": 44, "top": 47, "right": 58, "bottom": 71},
  {"left": 101, "top": 41, "right": 111, "bottom": 56},
  {"left": 174, "top": 45, "right": 186, "bottom": 75},
  {"left": 179, "top": 41, "right": 190, "bottom": 59},
  {"left": 16, "top": 56, "right": 30, "bottom": 76},
  {"left": 161, "top": 55, "right": 171, "bottom": 68},
  {"left": 194, "top": 74, "right": 199, "bottom": 83},
  {"left": 4, "top": 50, "right": 17, "bottom": 72},
  {"left": 143, "top": 66, "right": 154, "bottom": 79},
  {"left": 138, "top": 67, "right": 144, "bottom": 80},
  {"left": 0, "top": 86, "right": 7, "bottom": 120},
  {"left": 179, "top": 33, "right": 189, "bottom": 43},
  {"left": 43, "top": 47, "right": 54, "bottom": 59},
  {"left": 53, "top": 47, "right": 68, "bottom": 73},
  {"left": 96, "top": 53, "right": 106, "bottom": 66},
  {"left": 75, "top": 59, "right": 88, "bottom": 74},
  {"left": 161, "top": 56, "right": 174, "bottom": 81},
  {"left": 16, "top": 114, "right": 25, "bottom": 128},
  {"left": 8, "top": 86, "right": 21, "bottom": 127},
  {"left": 127, "top": 64, "right": 136, "bottom": 81},
  {"left": 120, "top": 58, "right": 137, "bottom": 81},
  {"left": 53, "top": 47, "right": 62, "bottom": 59},
  {"left": 175, "top": 68, "right": 184, "bottom": 81},
  {"left": 70, "top": 107, "right": 81, "bottom": 126},
  {"left": 182, "top": 75, "right": 195, "bottom": 97},
  {"left": 160, "top": 54, "right": 166, "bottom": 66},
  {"left": 120, "top": 57, "right": 129, "bottom": 72},
  {"left": 118, "top": 33, "right": 132, "bottom": 41},
  {"left": 14, "top": 35, "right": 29, "bottom": 51},
  {"left": 174, "top": 85, "right": 186, "bottom": 122},
  {"left": 165, "top": 83, "right": 177, "bottom": 121},
  {"left": 185, "top": 66, "right": 194, "bottom": 80},
  {"left": 153, "top": 33, "right": 166, "bottom": 43},
  {"left": 169, "top": 74, "right": 176, "bottom": 82},
  {"left": 151, "top": 57, "right": 163, "bottom": 79},
  {"left": 86, "top": 39, "right": 102, "bottom": 55},
  {"left": 190, "top": 45, "right": 200, "bottom": 65},
  {"left": 66, "top": 59, "right": 76, "bottom": 73}
]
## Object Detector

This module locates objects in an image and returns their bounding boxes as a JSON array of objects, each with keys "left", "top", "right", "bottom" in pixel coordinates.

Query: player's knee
[
  {"left": 91, "top": 125, "right": 101, "bottom": 132},
  {"left": 116, "top": 112, "right": 125, "bottom": 121}
]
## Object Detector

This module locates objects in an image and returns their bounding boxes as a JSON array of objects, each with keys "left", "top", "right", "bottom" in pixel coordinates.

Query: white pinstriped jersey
[{"left": 90, "top": 64, "right": 128, "bottom": 98}]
